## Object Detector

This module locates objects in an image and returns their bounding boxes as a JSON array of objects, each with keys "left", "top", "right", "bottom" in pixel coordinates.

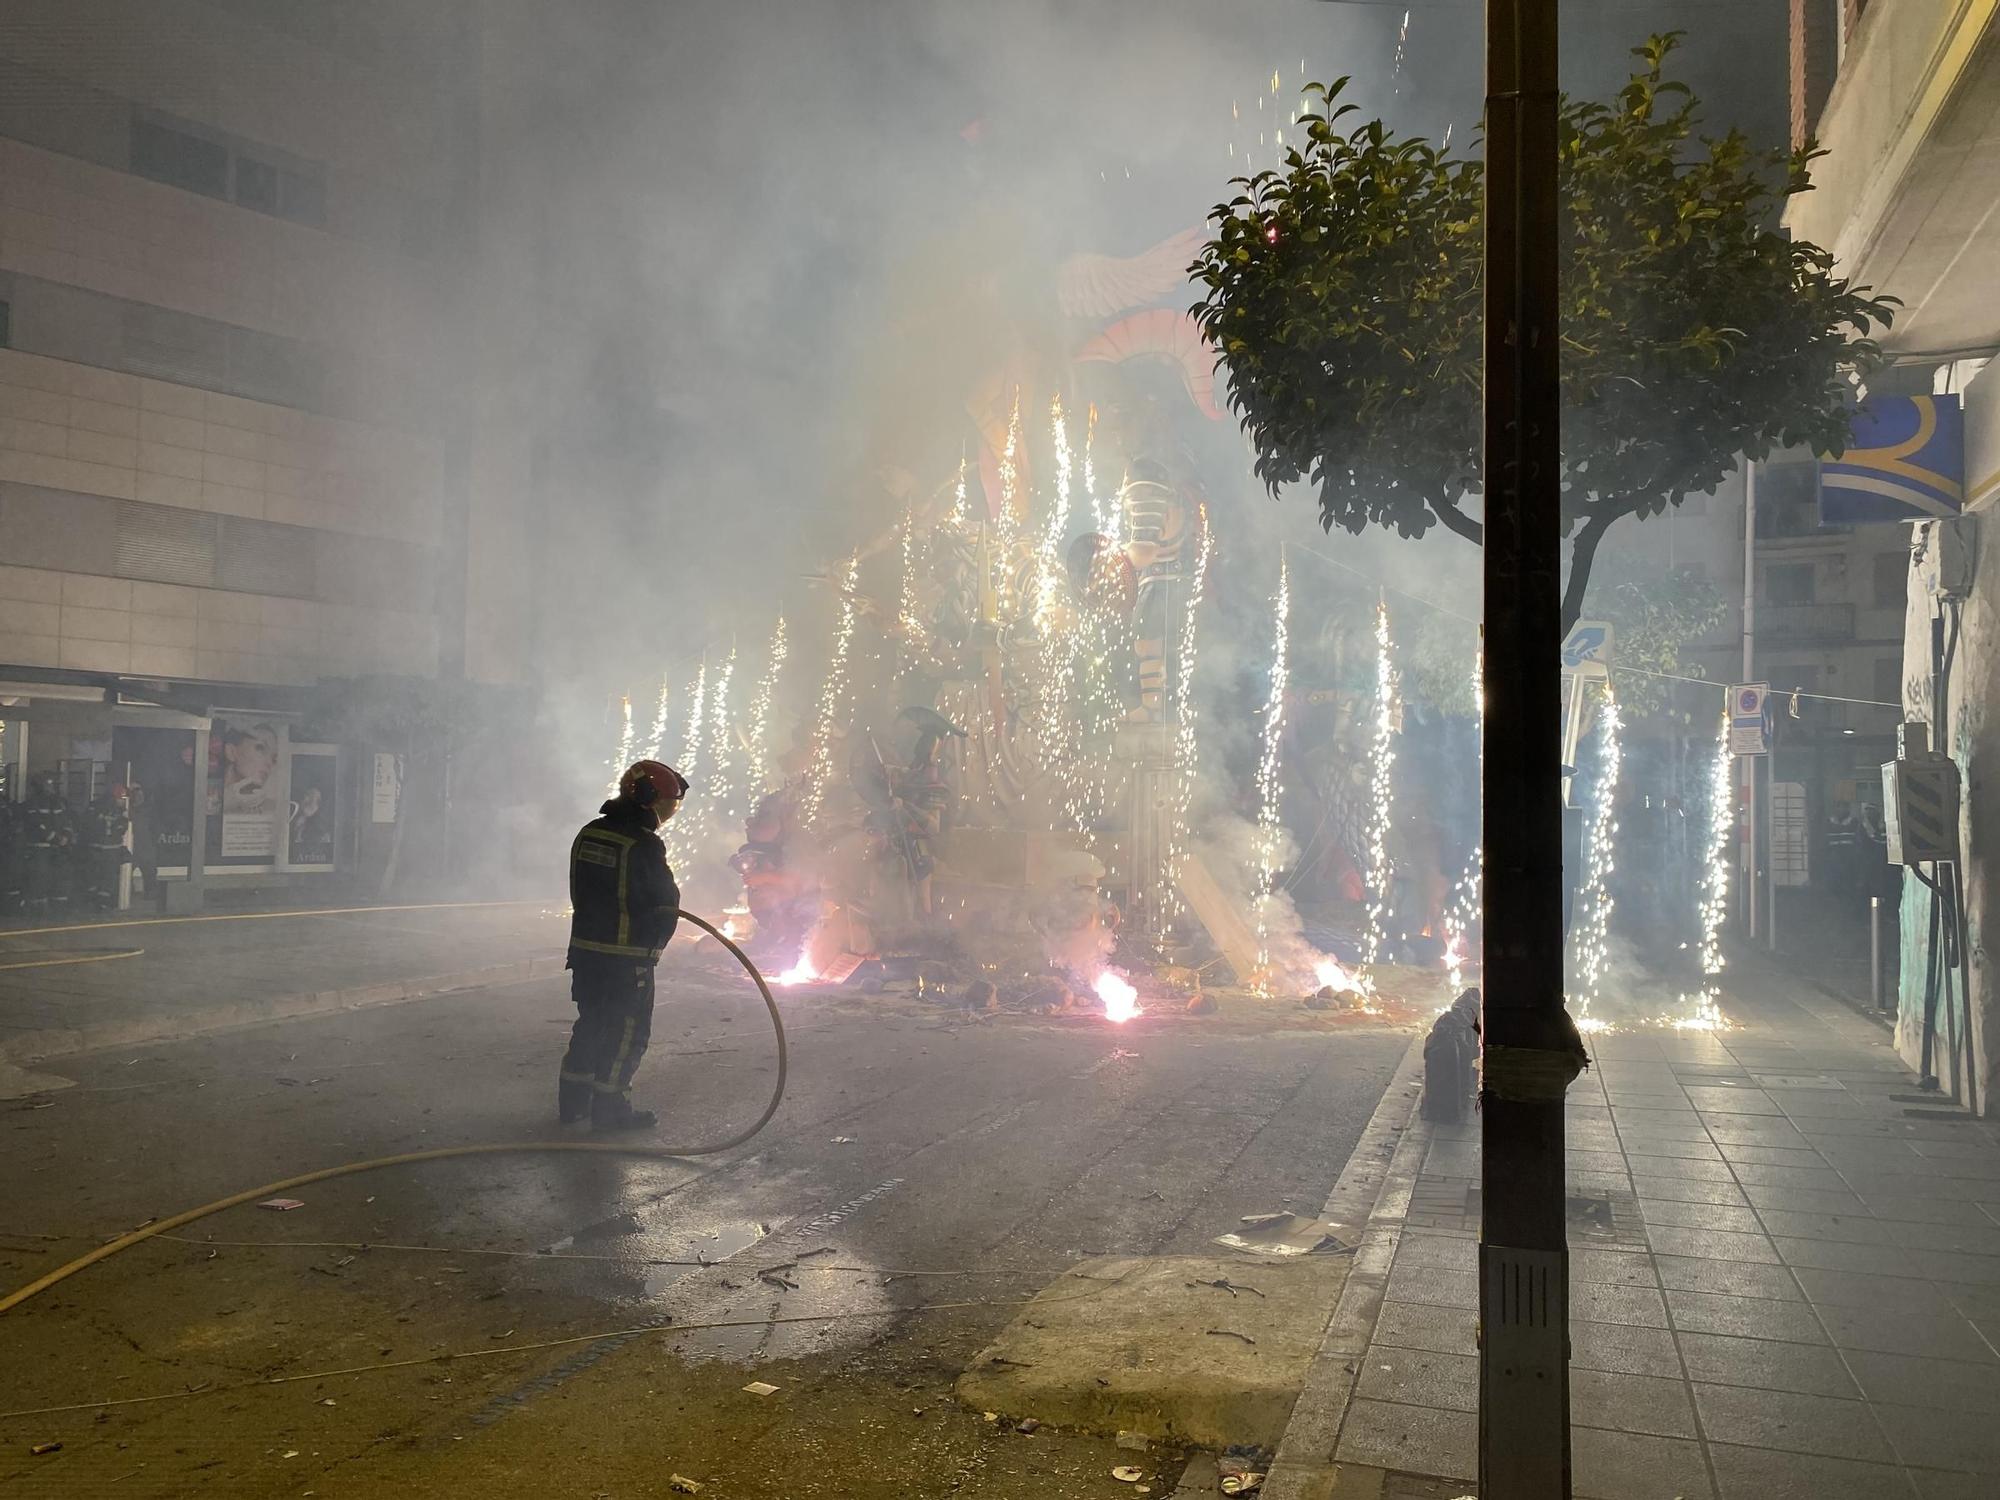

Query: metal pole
[
  {"left": 1742, "top": 460, "right": 1759, "bottom": 938},
  {"left": 1479, "top": 0, "right": 1570, "bottom": 1494},
  {"left": 1871, "top": 895, "right": 1884, "bottom": 1011}
]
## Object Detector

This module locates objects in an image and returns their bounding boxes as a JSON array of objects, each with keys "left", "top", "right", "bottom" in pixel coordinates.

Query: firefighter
[
  {"left": 83, "top": 785, "right": 131, "bottom": 911},
  {"left": 559, "top": 759, "right": 687, "bottom": 1130},
  {"left": 0, "top": 794, "right": 20, "bottom": 914},
  {"left": 20, "top": 777, "right": 71, "bottom": 917}
]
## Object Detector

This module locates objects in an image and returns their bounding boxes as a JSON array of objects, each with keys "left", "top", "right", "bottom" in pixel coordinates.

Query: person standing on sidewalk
[
  {"left": 19, "top": 777, "right": 72, "bottom": 918},
  {"left": 559, "top": 759, "right": 688, "bottom": 1131},
  {"left": 82, "top": 785, "right": 131, "bottom": 912}
]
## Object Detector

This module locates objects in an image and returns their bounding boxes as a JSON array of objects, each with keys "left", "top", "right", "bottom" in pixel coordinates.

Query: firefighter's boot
[
  {"left": 590, "top": 1095, "right": 658, "bottom": 1132},
  {"left": 558, "top": 1078, "right": 592, "bottom": 1125}
]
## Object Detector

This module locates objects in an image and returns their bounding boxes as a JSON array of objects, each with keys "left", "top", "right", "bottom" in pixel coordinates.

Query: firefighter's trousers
[{"left": 560, "top": 956, "right": 656, "bottom": 1106}]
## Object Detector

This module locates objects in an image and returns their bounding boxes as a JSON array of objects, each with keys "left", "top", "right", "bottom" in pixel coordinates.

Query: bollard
[{"left": 1871, "top": 896, "right": 1885, "bottom": 1012}]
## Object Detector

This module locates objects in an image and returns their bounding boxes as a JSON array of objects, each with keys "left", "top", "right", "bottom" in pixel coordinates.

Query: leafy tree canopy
[{"left": 1192, "top": 34, "right": 1896, "bottom": 628}]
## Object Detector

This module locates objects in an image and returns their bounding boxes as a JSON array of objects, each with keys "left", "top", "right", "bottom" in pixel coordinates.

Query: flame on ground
[
  {"left": 773, "top": 952, "right": 819, "bottom": 986},
  {"left": 1312, "top": 954, "right": 1374, "bottom": 997},
  {"left": 1094, "top": 970, "right": 1141, "bottom": 1023}
]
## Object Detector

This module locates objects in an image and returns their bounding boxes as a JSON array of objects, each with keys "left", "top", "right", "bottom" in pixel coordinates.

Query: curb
[
  {"left": 0, "top": 955, "right": 568, "bottom": 1066},
  {"left": 1263, "top": 1032, "right": 1436, "bottom": 1500}
]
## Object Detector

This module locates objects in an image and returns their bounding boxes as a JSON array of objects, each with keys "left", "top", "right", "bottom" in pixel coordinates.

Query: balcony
[
  {"left": 1760, "top": 602, "right": 1857, "bottom": 644},
  {"left": 1785, "top": 0, "right": 2000, "bottom": 352}
]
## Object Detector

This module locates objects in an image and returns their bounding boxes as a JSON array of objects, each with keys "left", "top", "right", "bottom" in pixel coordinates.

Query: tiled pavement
[{"left": 1310, "top": 961, "right": 2000, "bottom": 1498}]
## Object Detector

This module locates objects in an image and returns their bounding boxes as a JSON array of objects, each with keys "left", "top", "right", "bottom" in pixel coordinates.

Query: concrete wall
[{"left": 1895, "top": 360, "right": 2000, "bottom": 1110}]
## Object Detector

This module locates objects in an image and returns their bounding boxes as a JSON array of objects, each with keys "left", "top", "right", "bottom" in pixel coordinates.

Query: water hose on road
[{"left": 0, "top": 910, "right": 786, "bottom": 1317}]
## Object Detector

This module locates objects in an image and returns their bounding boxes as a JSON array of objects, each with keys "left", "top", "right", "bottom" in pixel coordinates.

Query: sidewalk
[
  {"left": 1269, "top": 953, "right": 2000, "bottom": 1499},
  {"left": 0, "top": 900, "right": 567, "bottom": 1066}
]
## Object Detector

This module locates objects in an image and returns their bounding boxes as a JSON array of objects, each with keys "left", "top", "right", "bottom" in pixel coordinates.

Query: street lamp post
[{"left": 1479, "top": 0, "right": 1573, "bottom": 1495}]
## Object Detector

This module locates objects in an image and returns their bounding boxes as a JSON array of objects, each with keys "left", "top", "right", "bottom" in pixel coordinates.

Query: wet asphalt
[{"left": 0, "top": 947, "right": 1408, "bottom": 1498}]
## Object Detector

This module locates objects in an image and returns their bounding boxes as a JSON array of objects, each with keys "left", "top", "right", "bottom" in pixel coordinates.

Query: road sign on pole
[
  {"left": 1729, "top": 682, "right": 1771, "bottom": 756},
  {"left": 1560, "top": 619, "right": 1614, "bottom": 677}
]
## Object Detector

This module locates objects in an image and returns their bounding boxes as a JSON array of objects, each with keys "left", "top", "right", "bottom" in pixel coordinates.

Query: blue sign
[
  {"left": 1560, "top": 619, "right": 1613, "bottom": 674},
  {"left": 1820, "top": 394, "right": 1964, "bottom": 524}
]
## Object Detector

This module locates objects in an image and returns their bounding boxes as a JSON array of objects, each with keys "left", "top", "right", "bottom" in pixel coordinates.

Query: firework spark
[
  {"left": 706, "top": 647, "right": 739, "bottom": 821},
  {"left": 1443, "top": 652, "right": 1482, "bottom": 993},
  {"left": 1569, "top": 692, "right": 1623, "bottom": 1026},
  {"left": 1163, "top": 508, "right": 1214, "bottom": 922},
  {"left": 745, "top": 616, "right": 788, "bottom": 799},
  {"left": 1678, "top": 713, "right": 1734, "bottom": 1030},
  {"left": 1251, "top": 559, "right": 1292, "bottom": 990},
  {"left": 801, "top": 555, "right": 860, "bottom": 827},
  {"left": 1095, "top": 970, "right": 1141, "bottom": 1023},
  {"left": 609, "top": 694, "right": 635, "bottom": 794},
  {"left": 1361, "top": 601, "right": 1398, "bottom": 977}
]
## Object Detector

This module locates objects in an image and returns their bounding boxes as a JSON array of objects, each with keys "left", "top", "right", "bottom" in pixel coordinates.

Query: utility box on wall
[{"left": 1883, "top": 722, "right": 1962, "bottom": 865}]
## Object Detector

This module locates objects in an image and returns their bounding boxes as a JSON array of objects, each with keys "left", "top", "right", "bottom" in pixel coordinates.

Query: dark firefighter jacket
[{"left": 567, "top": 796, "right": 680, "bottom": 964}]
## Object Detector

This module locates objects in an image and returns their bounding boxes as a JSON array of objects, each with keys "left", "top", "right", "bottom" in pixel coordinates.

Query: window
[
  {"left": 1766, "top": 562, "right": 1816, "bottom": 605},
  {"left": 233, "top": 154, "right": 280, "bottom": 215},
  {"left": 1874, "top": 550, "right": 1908, "bottom": 609},
  {"left": 131, "top": 116, "right": 228, "bottom": 198},
  {"left": 1875, "top": 656, "right": 1903, "bottom": 704},
  {"left": 132, "top": 110, "right": 326, "bottom": 228}
]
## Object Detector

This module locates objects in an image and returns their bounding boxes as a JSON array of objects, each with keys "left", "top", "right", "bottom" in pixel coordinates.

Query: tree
[{"left": 1192, "top": 35, "right": 1896, "bottom": 630}]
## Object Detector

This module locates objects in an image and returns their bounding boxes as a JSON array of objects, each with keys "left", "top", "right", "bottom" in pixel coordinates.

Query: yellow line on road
[
  {"left": 0, "top": 900, "right": 554, "bottom": 943},
  {"left": 0, "top": 948, "right": 145, "bottom": 972}
]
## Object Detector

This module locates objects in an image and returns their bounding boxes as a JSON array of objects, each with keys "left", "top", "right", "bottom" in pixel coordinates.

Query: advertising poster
[
  {"left": 372, "top": 752, "right": 403, "bottom": 824},
  {"left": 111, "top": 726, "right": 197, "bottom": 876},
  {"left": 206, "top": 716, "right": 287, "bottom": 866},
  {"left": 288, "top": 749, "right": 337, "bottom": 869}
]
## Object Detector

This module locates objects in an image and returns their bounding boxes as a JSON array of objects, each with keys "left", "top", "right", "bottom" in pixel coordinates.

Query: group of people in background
[{"left": 0, "top": 779, "right": 138, "bottom": 917}]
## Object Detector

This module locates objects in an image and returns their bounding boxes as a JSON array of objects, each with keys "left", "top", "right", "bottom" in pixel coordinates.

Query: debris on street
[{"left": 741, "top": 1381, "right": 779, "bottom": 1397}]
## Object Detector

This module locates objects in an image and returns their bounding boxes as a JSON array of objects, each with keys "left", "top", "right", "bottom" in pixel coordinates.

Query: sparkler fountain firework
[
  {"left": 1678, "top": 714, "right": 1734, "bottom": 1030},
  {"left": 643, "top": 674, "right": 671, "bottom": 761},
  {"left": 1251, "top": 558, "right": 1291, "bottom": 990},
  {"left": 800, "top": 555, "right": 860, "bottom": 828},
  {"left": 1570, "top": 692, "right": 1622, "bottom": 1031},
  {"left": 1360, "top": 601, "right": 1398, "bottom": 979},
  {"left": 1037, "top": 395, "right": 1085, "bottom": 830},
  {"left": 705, "top": 647, "right": 739, "bottom": 824},
  {"left": 744, "top": 616, "right": 788, "bottom": 798},
  {"left": 608, "top": 694, "right": 635, "bottom": 794},
  {"left": 1162, "top": 508, "right": 1213, "bottom": 925},
  {"left": 1442, "top": 652, "right": 1481, "bottom": 994}
]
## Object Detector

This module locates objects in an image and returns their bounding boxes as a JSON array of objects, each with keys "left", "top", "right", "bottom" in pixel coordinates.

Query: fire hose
[{"left": 0, "top": 909, "right": 785, "bottom": 1317}]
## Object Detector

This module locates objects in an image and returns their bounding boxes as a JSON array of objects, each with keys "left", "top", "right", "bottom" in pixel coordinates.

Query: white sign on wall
[{"left": 371, "top": 753, "right": 404, "bottom": 824}]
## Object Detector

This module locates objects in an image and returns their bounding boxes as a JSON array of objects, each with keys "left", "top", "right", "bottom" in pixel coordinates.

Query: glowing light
[
  {"left": 1444, "top": 653, "right": 1482, "bottom": 993},
  {"left": 744, "top": 616, "right": 788, "bottom": 798},
  {"left": 642, "top": 674, "right": 672, "bottom": 762},
  {"left": 896, "top": 502, "right": 923, "bottom": 681},
  {"left": 1677, "top": 713, "right": 1734, "bottom": 1030},
  {"left": 1360, "top": 601, "right": 1399, "bottom": 977},
  {"left": 774, "top": 951, "right": 819, "bottom": 986},
  {"left": 1095, "top": 970, "right": 1141, "bottom": 1023},
  {"left": 1036, "top": 395, "right": 1089, "bottom": 831},
  {"left": 706, "top": 647, "right": 739, "bottom": 822},
  {"left": 1084, "top": 403, "right": 1103, "bottom": 532},
  {"left": 1163, "top": 507, "right": 1214, "bottom": 923},
  {"left": 801, "top": 555, "right": 860, "bottom": 827},
  {"left": 1569, "top": 693, "right": 1623, "bottom": 1028},
  {"left": 995, "top": 387, "right": 1024, "bottom": 560},
  {"left": 1312, "top": 953, "right": 1374, "bottom": 998},
  {"left": 609, "top": 694, "right": 635, "bottom": 794},
  {"left": 951, "top": 451, "right": 970, "bottom": 526},
  {"left": 1251, "top": 558, "right": 1291, "bottom": 990}
]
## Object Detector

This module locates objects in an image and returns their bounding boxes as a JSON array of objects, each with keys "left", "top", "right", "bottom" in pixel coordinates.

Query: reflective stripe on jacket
[{"left": 566, "top": 797, "right": 679, "bottom": 963}]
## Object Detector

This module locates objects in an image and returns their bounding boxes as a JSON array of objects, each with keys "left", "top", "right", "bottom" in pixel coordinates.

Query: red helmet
[{"left": 620, "top": 760, "right": 688, "bottom": 808}]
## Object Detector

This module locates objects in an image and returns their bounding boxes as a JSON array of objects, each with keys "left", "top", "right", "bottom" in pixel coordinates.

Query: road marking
[{"left": 797, "top": 1177, "right": 906, "bottom": 1237}]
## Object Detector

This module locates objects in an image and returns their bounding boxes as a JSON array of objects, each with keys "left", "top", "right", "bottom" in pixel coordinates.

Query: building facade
[
  {"left": 1787, "top": 0, "right": 2000, "bottom": 1109},
  {"left": 0, "top": 1, "right": 539, "bottom": 903}
]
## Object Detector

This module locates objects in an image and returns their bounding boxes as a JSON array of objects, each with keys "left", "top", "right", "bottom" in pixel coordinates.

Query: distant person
[
  {"left": 83, "top": 786, "right": 131, "bottom": 911},
  {"left": 0, "top": 794, "right": 20, "bottom": 914},
  {"left": 559, "top": 760, "right": 687, "bottom": 1131},
  {"left": 20, "top": 777, "right": 71, "bottom": 917}
]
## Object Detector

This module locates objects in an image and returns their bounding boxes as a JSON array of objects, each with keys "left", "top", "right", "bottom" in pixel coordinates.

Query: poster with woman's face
[
  {"left": 207, "top": 717, "right": 287, "bottom": 864},
  {"left": 288, "top": 751, "right": 336, "bottom": 869}
]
